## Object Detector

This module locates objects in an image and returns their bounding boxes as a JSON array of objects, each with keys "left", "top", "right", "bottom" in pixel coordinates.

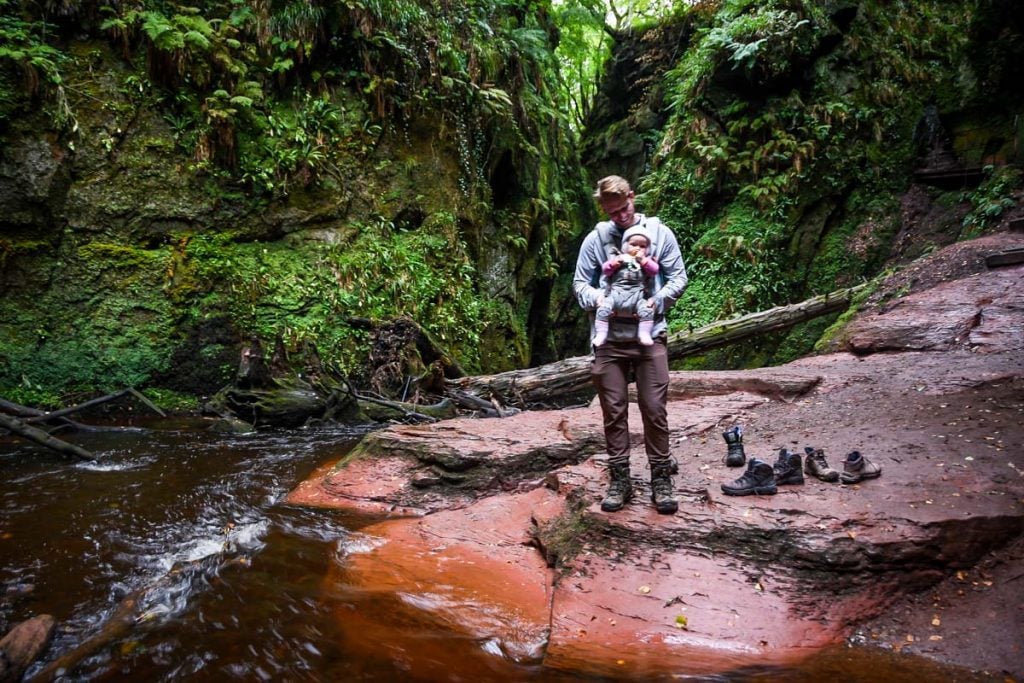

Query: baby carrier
[{"left": 591, "top": 220, "right": 660, "bottom": 343}]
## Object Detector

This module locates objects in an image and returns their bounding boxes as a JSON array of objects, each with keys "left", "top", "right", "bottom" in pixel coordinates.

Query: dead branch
[
  {"left": 23, "top": 388, "right": 165, "bottom": 424},
  {"left": 0, "top": 412, "right": 95, "bottom": 461}
]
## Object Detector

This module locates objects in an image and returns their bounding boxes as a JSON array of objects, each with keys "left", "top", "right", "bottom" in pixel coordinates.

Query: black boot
[
  {"left": 721, "top": 458, "right": 777, "bottom": 496},
  {"left": 650, "top": 463, "right": 678, "bottom": 514},
  {"left": 722, "top": 426, "right": 746, "bottom": 467},
  {"left": 773, "top": 448, "right": 805, "bottom": 485},
  {"left": 601, "top": 463, "right": 633, "bottom": 512}
]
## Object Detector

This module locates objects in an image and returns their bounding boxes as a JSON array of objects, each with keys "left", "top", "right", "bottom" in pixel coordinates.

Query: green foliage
[
  {"left": 0, "top": 0, "right": 75, "bottom": 129},
  {"left": 701, "top": 5, "right": 817, "bottom": 76},
  {"left": 85, "top": 0, "right": 577, "bottom": 205},
  {"left": 643, "top": 0, "right": 977, "bottom": 330},
  {"left": 960, "top": 165, "right": 1022, "bottom": 237},
  {"left": 670, "top": 202, "right": 790, "bottom": 328},
  {"left": 552, "top": 0, "right": 609, "bottom": 131},
  {"left": 140, "top": 387, "right": 200, "bottom": 412},
  {"left": 180, "top": 212, "right": 502, "bottom": 374}
]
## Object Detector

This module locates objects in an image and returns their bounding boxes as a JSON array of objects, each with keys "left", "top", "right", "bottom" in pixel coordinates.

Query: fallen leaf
[
  {"left": 675, "top": 615, "right": 688, "bottom": 629},
  {"left": 906, "top": 634, "right": 915, "bottom": 642},
  {"left": 929, "top": 635, "right": 943, "bottom": 641},
  {"left": 931, "top": 616, "right": 941, "bottom": 627},
  {"left": 638, "top": 585, "right": 651, "bottom": 594}
]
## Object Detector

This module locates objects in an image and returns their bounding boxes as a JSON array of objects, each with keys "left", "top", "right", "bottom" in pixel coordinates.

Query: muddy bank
[{"left": 288, "top": 236, "right": 1024, "bottom": 680}]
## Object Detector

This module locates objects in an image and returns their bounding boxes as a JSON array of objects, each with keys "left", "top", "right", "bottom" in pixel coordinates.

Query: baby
[{"left": 592, "top": 225, "right": 659, "bottom": 346}]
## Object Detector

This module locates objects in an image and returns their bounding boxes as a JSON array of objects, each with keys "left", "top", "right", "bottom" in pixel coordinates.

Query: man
[{"left": 572, "top": 175, "right": 689, "bottom": 514}]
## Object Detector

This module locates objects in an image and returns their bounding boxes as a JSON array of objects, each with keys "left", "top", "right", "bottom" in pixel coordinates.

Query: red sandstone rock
[{"left": 288, "top": 240, "right": 1024, "bottom": 679}]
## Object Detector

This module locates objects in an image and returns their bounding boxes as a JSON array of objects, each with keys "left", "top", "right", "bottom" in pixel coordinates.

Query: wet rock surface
[{"left": 288, "top": 240, "right": 1024, "bottom": 679}]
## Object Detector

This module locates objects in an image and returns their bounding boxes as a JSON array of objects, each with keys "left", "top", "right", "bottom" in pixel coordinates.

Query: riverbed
[{"left": 0, "top": 418, "right": 1006, "bottom": 682}]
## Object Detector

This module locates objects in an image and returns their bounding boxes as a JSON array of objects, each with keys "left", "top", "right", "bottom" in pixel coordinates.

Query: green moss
[
  {"left": 669, "top": 202, "right": 790, "bottom": 330},
  {"left": 77, "top": 242, "right": 168, "bottom": 270},
  {"left": 771, "top": 314, "right": 840, "bottom": 364},
  {"left": 627, "top": 0, "right": 984, "bottom": 369},
  {"left": 532, "top": 494, "right": 595, "bottom": 569},
  {"left": 813, "top": 281, "right": 877, "bottom": 352},
  {"left": 141, "top": 388, "right": 200, "bottom": 413}
]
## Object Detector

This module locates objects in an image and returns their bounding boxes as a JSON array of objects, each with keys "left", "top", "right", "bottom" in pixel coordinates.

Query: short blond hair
[{"left": 593, "top": 175, "right": 632, "bottom": 200}]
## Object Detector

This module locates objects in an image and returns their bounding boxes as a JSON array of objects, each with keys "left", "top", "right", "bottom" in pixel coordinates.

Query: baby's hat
[{"left": 621, "top": 224, "right": 651, "bottom": 248}]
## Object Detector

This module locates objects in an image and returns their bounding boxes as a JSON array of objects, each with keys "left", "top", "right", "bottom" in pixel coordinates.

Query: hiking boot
[
  {"left": 773, "top": 448, "right": 805, "bottom": 485},
  {"left": 601, "top": 463, "right": 633, "bottom": 511},
  {"left": 721, "top": 458, "right": 777, "bottom": 496},
  {"left": 722, "top": 425, "right": 746, "bottom": 467},
  {"left": 841, "top": 451, "right": 882, "bottom": 484},
  {"left": 650, "top": 463, "right": 678, "bottom": 514},
  {"left": 803, "top": 447, "right": 840, "bottom": 482}
]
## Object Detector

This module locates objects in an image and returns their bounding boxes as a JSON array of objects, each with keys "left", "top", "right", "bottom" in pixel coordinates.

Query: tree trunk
[
  {"left": 447, "top": 285, "right": 864, "bottom": 407},
  {"left": 0, "top": 412, "right": 96, "bottom": 461}
]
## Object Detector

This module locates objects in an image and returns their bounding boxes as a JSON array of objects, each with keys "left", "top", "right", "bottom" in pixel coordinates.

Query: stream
[{"left": 0, "top": 418, "right": 999, "bottom": 682}]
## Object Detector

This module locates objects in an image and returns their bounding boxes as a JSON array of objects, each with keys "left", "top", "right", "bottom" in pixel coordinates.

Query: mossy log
[
  {"left": 447, "top": 285, "right": 865, "bottom": 408},
  {"left": 0, "top": 389, "right": 166, "bottom": 460},
  {"left": 204, "top": 333, "right": 458, "bottom": 429},
  {"left": 0, "top": 412, "right": 96, "bottom": 461}
]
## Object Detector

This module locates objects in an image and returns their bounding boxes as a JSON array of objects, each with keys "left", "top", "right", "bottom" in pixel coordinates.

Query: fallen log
[
  {"left": 23, "top": 388, "right": 166, "bottom": 424},
  {"left": 447, "top": 285, "right": 865, "bottom": 408},
  {"left": 0, "top": 388, "right": 168, "bottom": 457},
  {"left": 351, "top": 389, "right": 458, "bottom": 423},
  {"left": 0, "top": 412, "right": 96, "bottom": 461}
]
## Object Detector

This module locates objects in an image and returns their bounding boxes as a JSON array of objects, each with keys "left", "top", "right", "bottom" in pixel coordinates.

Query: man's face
[{"left": 599, "top": 192, "right": 636, "bottom": 228}]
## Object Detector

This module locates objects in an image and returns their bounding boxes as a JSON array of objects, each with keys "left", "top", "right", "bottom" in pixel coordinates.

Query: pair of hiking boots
[
  {"left": 601, "top": 462, "right": 678, "bottom": 515},
  {"left": 721, "top": 447, "right": 882, "bottom": 496}
]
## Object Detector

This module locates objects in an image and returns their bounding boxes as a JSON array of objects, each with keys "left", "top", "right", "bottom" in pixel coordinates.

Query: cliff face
[
  {"left": 0, "top": 1, "right": 589, "bottom": 403},
  {"left": 2, "top": 0, "right": 1022, "bottom": 405},
  {"left": 576, "top": 0, "right": 1024, "bottom": 367}
]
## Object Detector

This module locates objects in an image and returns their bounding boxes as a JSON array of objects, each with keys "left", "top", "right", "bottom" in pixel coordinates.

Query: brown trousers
[{"left": 590, "top": 338, "right": 670, "bottom": 467}]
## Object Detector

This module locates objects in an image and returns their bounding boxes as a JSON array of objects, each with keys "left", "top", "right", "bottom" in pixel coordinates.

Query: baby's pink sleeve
[
  {"left": 602, "top": 258, "right": 620, "bottom": 277},
  {"left": 642, "top": 258, "right": 660, "bottom": 276}
]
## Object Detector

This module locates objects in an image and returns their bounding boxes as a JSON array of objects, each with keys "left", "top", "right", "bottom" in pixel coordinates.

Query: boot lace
[
  {"left": 608, "top": 478, "right": 630, "bottom": 497},
  {"left": 811, "top": 451, "right": 831, "bottom": 471},
  {"left": 652, "top": 476, "right": 673, "bottom": 497}
]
